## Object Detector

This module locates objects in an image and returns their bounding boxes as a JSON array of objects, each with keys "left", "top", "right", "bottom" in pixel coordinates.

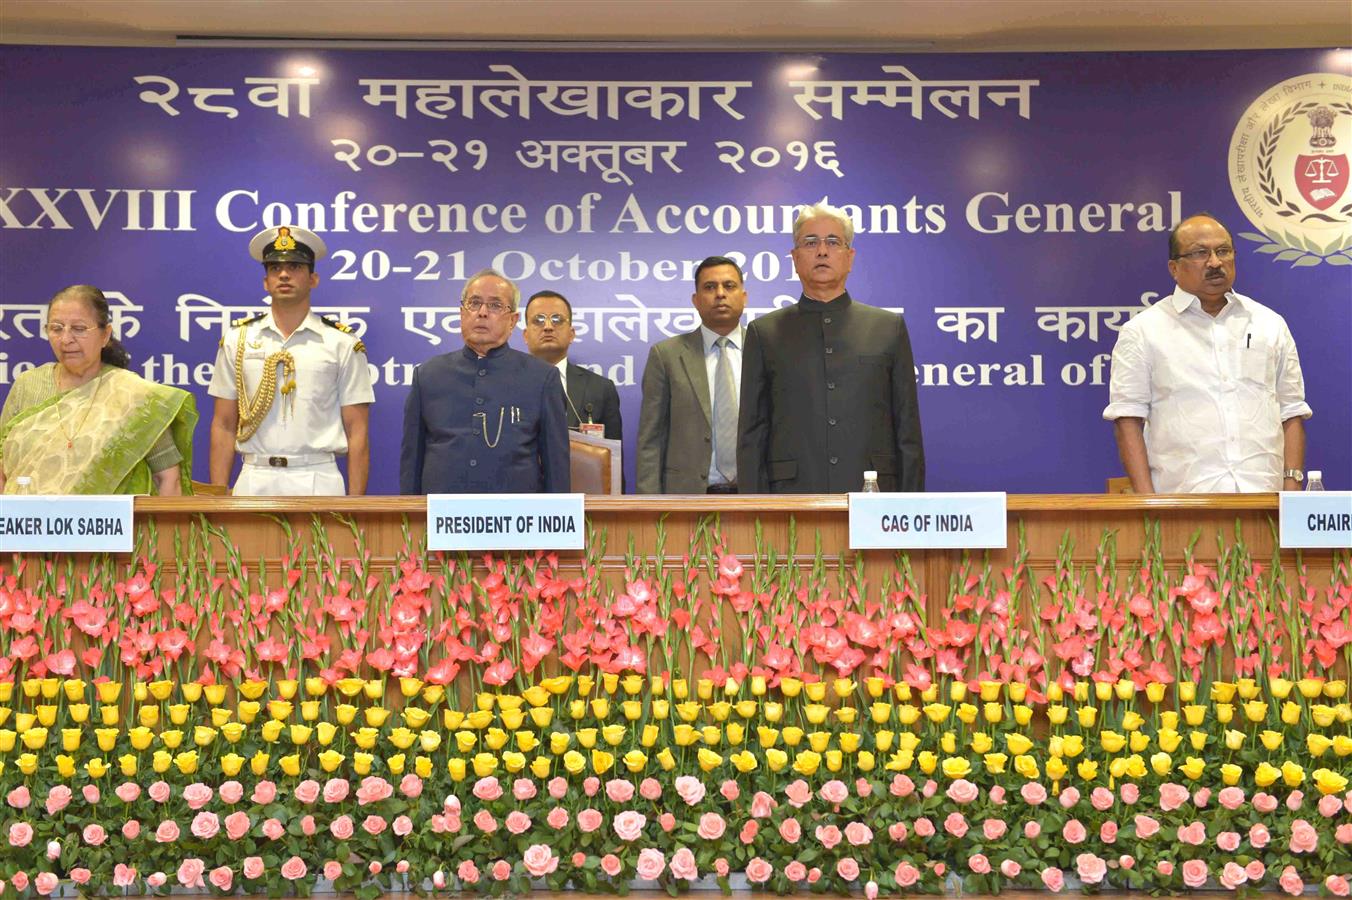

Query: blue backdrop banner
[{"left": 2, "top": 46, "right": 1348, "bottom": 493}]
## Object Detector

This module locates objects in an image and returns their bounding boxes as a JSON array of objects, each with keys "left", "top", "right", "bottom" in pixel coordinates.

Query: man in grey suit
[
  {"left": 738, "top": 200, "right": 924, "bottom": 493},
  {"left": 637, "top": 256, "right": 748, "bottom": 494},
  {"left": 522, "top": 290, "right": 623, "bottom": 441}
]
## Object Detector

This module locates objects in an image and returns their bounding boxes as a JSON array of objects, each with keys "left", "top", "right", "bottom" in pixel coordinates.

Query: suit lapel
[{"left": 678, "top": 331, "right": 712, "bottom": 425}]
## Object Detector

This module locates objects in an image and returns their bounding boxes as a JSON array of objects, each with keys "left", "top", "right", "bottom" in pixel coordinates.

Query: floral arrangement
[{"left": 0, "top": 515, "right": 1348, "bottom": 897}]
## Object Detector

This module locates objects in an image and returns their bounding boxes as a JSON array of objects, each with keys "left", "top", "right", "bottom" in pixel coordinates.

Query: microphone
[{"left": 584, "top": 402, "right": 595, "bottom": 424}]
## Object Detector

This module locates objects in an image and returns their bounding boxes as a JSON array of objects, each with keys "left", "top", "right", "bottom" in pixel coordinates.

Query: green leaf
[
  {"left": 1324, "top": 254, "right": 1352, "bottom": 265},
  {"left": 1255, "top": 243, "right": 1284, "bottom": 254},
  {"left": 1274, "top": 249, "right": 1305, "bottom": 261},
  {"left": 1291, "top": 255, "right": 1322, "bottom": 267}
]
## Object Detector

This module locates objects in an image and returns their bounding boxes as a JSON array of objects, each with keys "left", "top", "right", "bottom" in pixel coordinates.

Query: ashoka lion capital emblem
[{"left": 1229, "top": 73, "right": 1352, "bottom": 267}]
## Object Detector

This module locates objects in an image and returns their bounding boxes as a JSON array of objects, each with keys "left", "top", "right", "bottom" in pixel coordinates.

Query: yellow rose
[
  {"left": 955, "top": 703, "right": 978, "bottom": 725},
  {"left": 1121, "top": 711, "right": 1144, "bottom": 732},
  {"left": 1211, "top": 681, "right": 1237, "bottom": 702},
  {"left": 1150, "top": 752, "right": 1172, "bottom": 776},
  {"left": 1046, "top": 705, "right": 1068, "bottom": 725},
  {"left": 708, "top": 701, "right": 732, "bottom": 722},
  {"left": 918, "top": 750, "right": 938, "bottom": 774},
  {"left": 1077, "top": 759, "right": 1098, "bottom": 780},
  {"left": 942, "top": 756, "right": 972, "bottom": 778},
  {"left": 1046, "top": 757, "right": 1068, "bottom": 781},
  {"left": 1077, "top": 706, "right": 1098, "bottom": 727},
  {"left": 591, "top": 749, "right": 615, "bottom": 774},
  {"left": 1145, "top": 682, "right": 1167, "bottom": 703},
  {"left": 57, "top": 754, "right": 78, "bottom": 777},
  {"left": 85, "top": 757, "right": 109, "bottom": 779},
  {"left": 1179, "top": 756, "right": 1205, "bottom": 780},
  {"left": 984, "top": 753, "right": 1008, "bottom": 774},
  {"left": 319, "top": 749, "right": 345, "bottom": 772},
  {"left": 940, "top": 732, "right": 957, "bottom": 755},
  {"left": 696, "top": 748, "right": 723, "bottom": 772},
  {"left": 792, "top": 750, "right": 821, "bottom": 776},
  {"left": 1253, "top": 761, "right": 1281, "bottom": 787},
  {"left": 1312, "top": 767, "right": 1348, "bottom": 795},
  {"left": 1012, "top": 705, "right": 1033, "bottom": 726},
  {"left": 279, "top": 753, "right": 302, "bottom": 777},
  {"left": 446, "top": 757, "right": 467, "bottom": 781},
  {"left": 1223, "top": 729, "right": 1245, "bottom": 750},
  {"left": 1157, "top": 729, "right": 1182, "bottom": 753},
  {"left": 765, "top": 748, "right": 789, "bottom": 772},
  {"left": 151, "top": 750, "right": 172, "bottom": 774},
  {"left": 923, "top": 703, "right": 951, "bottom": 723},
  {"left": 970, "top": 733, "right": 993, "bottom": 754},
  {"left": 857, "top": 750, "right": 876, "bottom": 771},
  {"left": 1215, "top": 703, "right": 1234, "bottom": 724},
  {"left": 1331, "top": 735, "right": 1352, "bottom": 756},
  {"left": 1013, "top": 754, "right": 1040, "bottom": 779},
  {"left": 563, "top": 749, "right": 586, "bottom": 775},
  {"left": 1006, "top": 732, "right": 1034, "bottom": 755},
  {"left": 472, "top": 752, "right": 498, "bottom": 777},
  {"left": 781, "top": 726, "right": 805, "bottom": 747},
  {"left": 672, "top": 725, "right": 697, "bottom": 747},
  {"left": 602, "top": 724, "right": 627, "bottom": 746},
  {"left": 483, "top": 728, "right": 509, "bottom": 751},
  {"left": 1220, "top": 763, "right": 1242, "bottom": 785},
  {"left": 1259, "top": 730, "right": 1284, "bottom": 751},
  {"left": 219, "top": 753, "right": 243, "bottom": 777},
  {"left": 1281, "top": 760, "right": 1304, "bottom": 787},
  {"left": 1099, "top": 731, "right": 1126, "bottom": 753},
  {"left": 1243, "top": 700, "right": 1269, "bottom": 722},
  {"left": 250, "top": 751, "right": 269, "bottom": 776},
  {"left": 731, "top": 750, "right": 758, "bottom": 773}
]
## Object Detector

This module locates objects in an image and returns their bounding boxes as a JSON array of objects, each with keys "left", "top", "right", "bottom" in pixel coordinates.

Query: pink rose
[
  {"left": 613, "top": 810, "right": 646, "bottom": 841},
  {"left": 675, "top": 776, "right": 706, "bottom": 806},
  {"left": 293, "top": 780, "right": 321, "bottom": 804},
  {"left": 1000, "top": 859, "right": 1022, "bottom": 878},
  {"left": 393, "top": 815, "right": 413, "bottom": 836},
  {"left": 1041, "top": 867, "right": 1065, "bottom": 892},
  {"left": 720, "top": 780, "right": 740, "bottom": 802},
  {"left": 115, "top": 782, "right": 142, "bottom": 803},
  {"left": 1090, "top": 787, "right": 1114, "bottom": 811},
  {"left": 915, "top": 817, "right": 936, "bottom": 838},
  {"left": 1326, "top": 876, "right": 1351, "bottom": 897},
  {"left": 639, "top": 778, "right": 662, "bottom": 801},
  {"left": 301, "top": 815, "right": 316, "bottom": 836},
  {"left": 784, "top": 861, "right": 807, "bottom": 882},
  {"left": 989, "top": 784, "right": 1007, "bottom": 804},
  {"left": 155, "top": 819, "right": 180, "bottom": 843},
  {"left": 262, "top": 817, "right": 285, "bottom": 839},
  {"left": 1336, "top": 823, "right": 1352, "bottom": 844},
  {"left": 1134, "top": 814, "right": 1160, "bottom": 838},
  {"left": 1289, "top": 818, "right": 1318, "bottom": 853},
  {"left": 471, "top": 776, "right": 502, "bottom": 802},
  {"left": 1219, "top": 862, "right": 1248, "bottom": 890},
  {"left": 145, "top": 873, "right": 167, "bottom": 888},
  {"left": 1217, "top": 786, "right": 1245, "bottom": 810},
  {"left": 1217, "top": 830, "right": 1240, "bottom": 852},
  {"left": 745, "top": 858, "right": 773, "bottom": 884},
  {"left": 1318, "top": 795, "right": 1343, "bottom": 818},
  {"left": 670, "top": 848, "right": 698, "bottom": 881},
  {"left": 122, "top": 819, "right": 141, "bottom": 840},
  {"left": 837, "top": 858, "right": 860, "bottom": 881},
  {"left": 780, "top": 817, "right": 803, "bottom": 843},
  {"left": 895, "top": 861, "right": 920, "bottom": 887},
  {"left": 1021, "top": 782, "right": 1047, "bottom": 805},
  {"left": 1024, "top": 820, "right": 1041, "bottom": 839},
  {"left": 1062, "top": 819, "right": 1086, "bottom": 844},
  {"left": 572, "top": 854, "right": 585, "bottom": 869},
  {"left": 457, "top": 860, "right": 481, "bottom": 884},
  {"left": 969, "top": 854, "right": 991, "bottom": 875},
  {"left": 922, "top": 779, "right": 939, "bottom": 798},
  {"left": 698, "top": 812, "right": 726, "bottom": 840},
  {"left": 600, "top": 855, "right": 623, "bottom": 877},
  {"left": 11, "top": 872, "right": 31, "bottom": 892},
  {"left": 845, "top": 822, "right": 874, "bottom": 846},
  {"left": 890, "top": 774, "right": 916, "bottom": 797},
  {"left": 1120, "top": 782, "right": 1140, "bottom": 804},
  {"left": 252, "top": 780, "right": 277, "bottom": 804},
  {"left": 982, "top": 819, "right": 1007, "bottom": 841},
  {"left": 1159, "top": 782, "right": 1189, "bottom": 811},
  {"left": 357, "top": 776, "right": 393, "bottom": 805},
  {"left": 606, "top": 779, "right": 635, "bottom": 803},
  {"left": 807, "top": 867, "right": 821, "bottom": 883},
  {"left": 945, "top": 812, "right": 970, "bottom": 838},
  {"left": 225, "top": 811, "right": 251, "bottom": 841},
  {"left": 329, "top": 815, "right": 354, "bottom": 840},
  {"left": 400, "top": 774, "right": 425, "bottom": 799},
  {"left": 1076, "top": 854, "right": 1107, "bottom": 885},
  {"left": 34, "top": 873, "right": 60, "bottom": 896},
  {"left": 819, "top": 779, "right": 848, "bottom": 804},
  {"left": 473, "top": 810, "right": 497, "bottom": 833},
  {"left": 47, "top": 839, "right": 61, "bottom": 860},
  {"left": 750, "top": 790, "right": 777, "bottom": 818},
  {"left": 177, "top": 858, "right": 206, "bottom": 888},
  {"left": 46, "top": 785, "right": 73, "bottom": 814},
  {"left": 1193, "top": 787, "right": 1211, "bottom": 807},
  {"left": 325, "top": 861, "right": 343, "bottom": 882},
  {"left": 1157, "top": 861, "right": 1175, "bottom": 877},
  {"left": 577, "top": 809, "right": 602, "bottom": 833},
  {"left": 947, "top": 779, "right": 979, "bottom": 804},
  {"left": 1176, "top": 821, "right": 1206, "bottom": 845},
  {"left": 244, "top": 856, "right": 266, "bottom": 880},
  {"left": 191, "top": 811, "right": 220, "bottom": 840},
  {"left": 546, "top": 807, "right": 569, "bottom": 830},
  {"left": 7, "top": 786, "right": 30, "bottom": 808},
  {"left": 1059, "top": 786, "right": 1081, "bottom": 808},
  {"left": 505, "top": 811, "right": 531, "bottom": 835},
  {"left": 209, "top": 866, "right": 233, "bottom": 891},
  {"left": 524, "top": 844, "right": 560, "bottom": 878},
  {"left": 361, "top": 814, "right": 387, "bottom": 835},
  {"left": 888, "top": 822, "right": 908, "bottom": 842},
  {"left": 82, "top": 823, "right": 107, "bottom": 846},
  {"left": 1246, "top": 861, "right": 1265, "bottom": 882},
  {"left": 583, "top": 777, "right": 600, "bottom": 796},
  {"left": 1120, "top": 855, "right": 1136, "bottom": 870},
  {"left": 511, "top": 778, "right": 537, "bottom": 802},
  {"left": 1287, "top": 790, "right": 1304, "bottom": 810},
  {"left": 70, "top": 868, "right": 91, "bottom": 885},
  {"left": 635, "top": 848, "right": 666, "bottom": 881},
  {"left": 1279, "top": 866, "right": 1304, "bottom": 896},
  {"left": 1253, "top": 791, "right": 1278, "bottom": 813},
  {"left": 547, "top": 777, "right": 568, "bottom": 799},
  {"left": 856, "top": 777, "right": 873, "bottom": 797},
  {"left": 491, "top": 861, "right": 511, "bottom": 881},
  {"left": 322, "top": 779, "right": 349, "bottom": 803},
  {"left": 183, "top": 783, "right": 213, "bottom": 810},
  {"left": 81, "top": 784, "right": 100, "bottom": 804},
  {"left": 816, "top": 824, "right": 842, "bottom": 849},
  {"left": 1181, "top": 859, "right": 1209, "bottom": 888},
  {"left": 113, "top": 865, "right": 137, "bottom": 887},
  {"left": 1099, "top": 821, "right": 1118, "bottom": 843},
  {"left": 1250, "top": 823, "right": 1271, "bottom": 848},
  {"left": 370, "top": 862, "right": 382, "bottom": 875},
  {"left": 739, "top": 819, "right": 758, "bottom": 843},
  {"left": 785, "top": 778, "right": 812, "bottom": 806}
]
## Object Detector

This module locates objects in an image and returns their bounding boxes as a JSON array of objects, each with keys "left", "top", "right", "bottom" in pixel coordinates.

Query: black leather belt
[{"left": 707, "top": 483, "right": 738, "bottom": 494}]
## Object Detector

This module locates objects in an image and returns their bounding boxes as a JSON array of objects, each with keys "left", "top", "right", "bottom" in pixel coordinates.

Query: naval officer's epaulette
[
  {"left": 220, "top": 312, "right": 266, "bottom": 347},
  {"left": 322, "top": 316, "right": 366, "bottom": 353}
]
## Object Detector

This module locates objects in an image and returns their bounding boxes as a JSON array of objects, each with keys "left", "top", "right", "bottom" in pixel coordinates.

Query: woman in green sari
[{"left": 0, "top": 285, "right": 197, "bottom": 495}]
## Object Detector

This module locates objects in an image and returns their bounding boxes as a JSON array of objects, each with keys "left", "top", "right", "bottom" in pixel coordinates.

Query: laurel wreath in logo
[{"left": 1243, "top": 99, "right": 1352, "bottom": 267}]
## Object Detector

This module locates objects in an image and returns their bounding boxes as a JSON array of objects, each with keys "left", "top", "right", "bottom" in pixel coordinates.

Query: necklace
[{"left": 55, "top": 367, "right": 105, "bottom": 450}]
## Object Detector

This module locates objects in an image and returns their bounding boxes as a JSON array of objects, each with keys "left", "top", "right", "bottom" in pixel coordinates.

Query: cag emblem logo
[{"left": 1229, "top": 73, "right": 1352, "bottom": 267}]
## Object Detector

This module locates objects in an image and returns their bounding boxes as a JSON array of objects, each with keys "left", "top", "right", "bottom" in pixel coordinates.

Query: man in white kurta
[{"left": 1103, "top": 214, "right": 1311, "bottom": 493}]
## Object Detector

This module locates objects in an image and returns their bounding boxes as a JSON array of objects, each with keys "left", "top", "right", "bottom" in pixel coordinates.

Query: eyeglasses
[
  {"left": 795, "top": 235, "right": 849, "bottom": 251},
  {"left": 1173, "top": 246, "right": 1235, "bottom": 263},
  {"left": 462, "top": 298, "right": 513, "bottom": 315},
  {"left": 529, "top": 313, "right": 570, "bottom": 327},
  {"left": 47, "top": 323, "right": 98, "bottom": 337}
]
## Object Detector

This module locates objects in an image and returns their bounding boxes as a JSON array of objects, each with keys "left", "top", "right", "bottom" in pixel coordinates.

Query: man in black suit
[
  {"left": 522, "top": 290, "right": 623, "bottom": 441},
  {"left": 737, "top": 200, "right": 924, "bottom": 493}
]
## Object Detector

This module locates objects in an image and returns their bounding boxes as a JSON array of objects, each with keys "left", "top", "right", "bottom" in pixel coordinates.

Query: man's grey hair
[
  {"left": 462, "top": 268, "right": 521, "bottom": 311},
  {"left": 793, "top": 198, "right": 855, "bottom": 246}
]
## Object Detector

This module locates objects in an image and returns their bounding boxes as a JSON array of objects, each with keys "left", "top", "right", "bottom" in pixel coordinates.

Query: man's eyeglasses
[
  {"left": 795, "top": 235, "right": 849, "bottom": 251},
  {"left": 529, "top": 313, "right": 570, "bottom": 327},
  {"left": 47, "top": 323, "right": 97, "bottom": 337},
  {"left": 462, "top": 298, "right": 513, "bottom": 315},
  {"left": 1173, "top": 246, "right": 1235, "bottom": 263}
]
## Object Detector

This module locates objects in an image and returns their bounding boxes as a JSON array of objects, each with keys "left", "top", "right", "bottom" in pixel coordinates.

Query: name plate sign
[
  {"left": 0, "top": 495, "right": 135, "bottom": 553},
  {"left": 849, "top": 492, "right": 1008, "bottom": 549},
  {"left": 1279, "top": 492, "right": 1352, "bottom": 549},
  {"left": 427, "top": 494, "right": 586, "bottom": 551}
]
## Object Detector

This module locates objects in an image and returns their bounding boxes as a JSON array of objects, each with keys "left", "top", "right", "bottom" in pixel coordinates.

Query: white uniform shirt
[
  {"left": 1103, "top": 286, "right": 1311, "bottom": 492},
  {"left": 208, "top": 310, "right": 375, "bottom": 456},
  {"left": 702, "top": 324, "right": 743, "bottom": 487}
]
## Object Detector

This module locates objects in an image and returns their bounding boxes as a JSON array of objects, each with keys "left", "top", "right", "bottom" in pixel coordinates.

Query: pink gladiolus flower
[
  {"left": 669, "top": 848, "right": 698, "bottom": 881},
  {"left": 523, "top": 845, "right": 559, "bottom": 878},
  {"left": 836, "top": 858, "right": 860, "bottom": 881},
  {"left": 745, "top": 858, "right": 773, "bottom": 884},
  {"left": 635, "top": 848, "right": 666, "bottom": 881},
  {"left": 1181, "top": 859, "right": 1209, "bottom": 887},
  {"left": 698, "top": 812, "right": 726, "bottom": 840},
  {"left": 1041, "top": 867, "right": 1065, "bottom": 892},
  {"left": 1289, "top": 819, "right": 1318, "bottom": 853},
  {"left": 600, "top": 855, "right": 623, "bottom": 877},
  {"left": 947, "top": 779, "right": 979, "bottom": 804},
  {"left": 1076, "top": 854, "right": 1107, "bottom": 884},
  {"left": 613, "top": 810, "right": 646, "bottom": 841}
]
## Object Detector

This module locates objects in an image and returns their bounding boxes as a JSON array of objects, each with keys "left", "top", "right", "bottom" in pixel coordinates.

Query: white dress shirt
[
  {"left": 702, "top": 324, "right": 743, "bottom": 487},
  {"left": 1103, "top": 286, "right": 1311, "bottom": 492}
]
